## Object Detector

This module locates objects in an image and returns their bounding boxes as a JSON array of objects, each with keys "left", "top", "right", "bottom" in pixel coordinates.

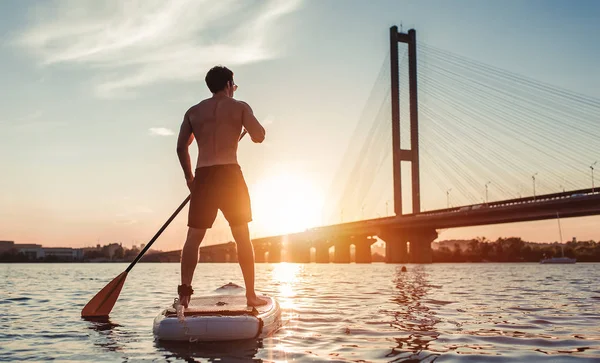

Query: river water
[{"left": 1, "top": 262, "right": 599, "bottom": 362}]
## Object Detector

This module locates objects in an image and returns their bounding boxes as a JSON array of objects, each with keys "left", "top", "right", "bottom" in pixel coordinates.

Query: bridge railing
[{"left": 416, "top": 188, "right": 599, "bottom": 217}]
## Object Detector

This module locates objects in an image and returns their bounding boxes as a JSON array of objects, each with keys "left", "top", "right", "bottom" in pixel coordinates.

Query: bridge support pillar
[
  {"left": 203, "top": 248, "right": 229, "bottom": 262},
  {"left": 253, "top": 245, "right": 267, "bottom": 263},
  {"left": 267, "top": 244, "right": 282, "bottom": 263},
  {"left": 355, "top": 243, "right": 371, "bottom": 263},
  {"left": 315, "top": 241, "right": 330, "bottom": 263},
  {"left": 386, "top": 239, "right": 408, "bottom": 263},
  {"left": 288, "top": 244, "right": 310, "bottom": 263},
  {"left": 379, "top": 230, "right": 408, "bottom": 263},
  {"left": 226, "top": 246, "right": 237, "bottom": 263},
  {"left": 217, "top": 250, "right": 228, "bottom": 263},
  {"left": 407, "top": 228, "right": 437, "bottom": 264},
  {"left": 334, "top": 240, "right": 351, "bottom": 263},
  {"left": 199, "top": 251, "right": 211, "bottom": 262},
  {"left": 354, "top": 237, "right": 375, "bottom": 263},
  {"left": 200, "top": 242, "right": 238, "bottom": 263}
]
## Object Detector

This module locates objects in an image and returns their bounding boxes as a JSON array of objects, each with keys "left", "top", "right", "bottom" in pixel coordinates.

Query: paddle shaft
[
  {"left": 124, "top": 129, "right": 248, "bottom": 273},
  {"left": 125, "top": 195, "right": 190, "bottom": 272}
]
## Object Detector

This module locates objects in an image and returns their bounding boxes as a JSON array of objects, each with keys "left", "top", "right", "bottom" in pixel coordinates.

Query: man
[{"left": 176, "top": 65, "right": 268, "bottom": 308}]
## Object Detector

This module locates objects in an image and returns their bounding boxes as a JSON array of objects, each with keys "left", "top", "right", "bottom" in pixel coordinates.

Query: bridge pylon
[{"left": 390, "top": 26, "right": 421, "bottom": 215}]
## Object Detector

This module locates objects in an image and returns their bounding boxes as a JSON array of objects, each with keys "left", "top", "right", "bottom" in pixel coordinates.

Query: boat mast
[{"left": 556, "top": 212, "right": 564, "bottom": 256}]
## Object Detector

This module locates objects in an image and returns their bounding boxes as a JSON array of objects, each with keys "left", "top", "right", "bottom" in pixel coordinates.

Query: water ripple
[{"left": 1, "top": 262, "right": 600, "bottom": 362}]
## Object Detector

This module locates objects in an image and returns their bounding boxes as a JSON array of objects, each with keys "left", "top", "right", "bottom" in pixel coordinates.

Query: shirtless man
[{"left": 176, "top": 65, "right": 268, "bottom": 308}]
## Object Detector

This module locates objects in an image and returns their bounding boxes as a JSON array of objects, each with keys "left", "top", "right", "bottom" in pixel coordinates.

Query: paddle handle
[{"left": 124, "top": 128, "right": 248, "bottom": 272}]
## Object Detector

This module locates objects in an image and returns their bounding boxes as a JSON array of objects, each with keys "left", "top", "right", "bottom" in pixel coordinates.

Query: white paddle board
[{"left": 153, "top": 285, "right": 281, "bottom": 342}]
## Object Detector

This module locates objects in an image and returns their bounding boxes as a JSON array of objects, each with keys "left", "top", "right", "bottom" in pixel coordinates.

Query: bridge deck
[{"left": 249, "top": 188, "right": 600, "bottom": 244}]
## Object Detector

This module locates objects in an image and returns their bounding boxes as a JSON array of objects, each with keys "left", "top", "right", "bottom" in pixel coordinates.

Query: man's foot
[
  {"left": 178, "top": 284, "right": 194, "bottom": 308},
  {"left": 246, "top": 295, "right": 269, "bottom": 307},
  {"left": 179, "top": 295, "right": 191, "bottom": 308}
]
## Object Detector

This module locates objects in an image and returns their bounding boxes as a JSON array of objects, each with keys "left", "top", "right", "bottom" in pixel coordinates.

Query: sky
[{"left": 1, "top": 0, "right": 599, "bottom": 250}]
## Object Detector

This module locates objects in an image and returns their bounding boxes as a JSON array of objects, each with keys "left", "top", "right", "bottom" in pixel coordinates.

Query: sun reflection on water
[
  {"left": 270, "top": 263, "right": 301, "bottom": 310},
  {"left": 260, "top": 263, "right": 304, "bottom": 363},
  {"left": 271, "top": 262, "right": 301, "bottom": 284}
]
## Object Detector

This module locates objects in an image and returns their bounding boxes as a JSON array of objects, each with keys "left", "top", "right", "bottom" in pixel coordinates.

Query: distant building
[
  {"left": 74, "top": 248, "right": 84, "bottom": 260},
  {"left": 0, "top": 240, "right": 15, "bottom": 253},
  {"left": 43, "top": 247, "right": 84, "bottom": 260},
  {"left": 82, "top": 246, "right": 101, "bottom": 254},
  {"left": 15, "top": 244, "right": 44, "bottom": 259},
  {"left": 106, "top": 243, "right": 121, "bottom": 258}
]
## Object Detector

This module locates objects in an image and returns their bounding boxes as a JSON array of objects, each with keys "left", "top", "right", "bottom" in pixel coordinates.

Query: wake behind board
[{"left": 153, "top": 292, "right": 281, "bottom": 342}]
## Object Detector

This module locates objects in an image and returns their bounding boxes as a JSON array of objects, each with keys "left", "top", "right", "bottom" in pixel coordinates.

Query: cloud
[
  {"left": 262, "top": 116, "right": 275, "bottom": 126},
  {"left": 15, "top": 0, "right": 302, "bottom": 98},
  {"left": 149, "top": 127, "right": 174, "bottom": 136}
]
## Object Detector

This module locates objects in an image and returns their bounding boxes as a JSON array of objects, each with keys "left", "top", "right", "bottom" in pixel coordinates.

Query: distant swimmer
[{"left": 175, "top": 65, "right": 268, "bottom": 308}]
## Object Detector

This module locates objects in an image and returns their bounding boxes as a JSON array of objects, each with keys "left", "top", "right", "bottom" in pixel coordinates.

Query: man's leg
[
  {"left": 230, "top": 223, "right": 268, "bottom": 306},
  {"left": 179, "top": 227, "right": 207, "bottom": 307}
]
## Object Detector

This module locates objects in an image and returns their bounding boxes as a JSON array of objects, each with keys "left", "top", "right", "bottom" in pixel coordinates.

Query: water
[{"left": 1, "top": 262, "right": 599, "bottom": 362}]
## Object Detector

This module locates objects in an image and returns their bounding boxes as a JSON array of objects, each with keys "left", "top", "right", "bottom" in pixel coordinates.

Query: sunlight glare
[
  {"left": 250, "top": 171, "right": 324, "bottom": 236},
  {"left": 271, "top": 263, "right": 301, "bottom": 286}
]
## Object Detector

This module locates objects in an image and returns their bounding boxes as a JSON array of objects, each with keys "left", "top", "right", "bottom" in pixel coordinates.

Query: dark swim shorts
[{"left": 188, "top": 164, "right": 252, "bottom": 229}]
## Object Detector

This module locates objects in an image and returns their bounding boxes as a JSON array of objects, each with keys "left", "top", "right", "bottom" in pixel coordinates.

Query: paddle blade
[{"left": 81, "top": 271, "right": 128, "bottom": 318}]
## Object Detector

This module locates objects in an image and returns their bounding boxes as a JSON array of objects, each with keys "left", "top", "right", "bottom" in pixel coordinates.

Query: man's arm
[
  {"left": 176, "top": 112, "right": 195, "bottom": 182},
  {"left": 240, "top": 101, "right": 265, "bottom": 143}
]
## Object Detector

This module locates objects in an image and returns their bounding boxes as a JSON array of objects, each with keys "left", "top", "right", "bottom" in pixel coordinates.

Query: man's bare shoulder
[
  {"left": 186, "top": 98, "right": 250, "bottom": 115},
  {"left": 185, "top": 99, "right": 212, "bottom": 115},
  {"left": 233, "top": 99, "right": 253, "bottom": 112}
]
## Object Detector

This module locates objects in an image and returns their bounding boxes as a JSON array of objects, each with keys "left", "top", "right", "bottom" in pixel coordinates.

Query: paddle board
[{"left": 153, "top": 285, "right": 281, "bottom": 342}]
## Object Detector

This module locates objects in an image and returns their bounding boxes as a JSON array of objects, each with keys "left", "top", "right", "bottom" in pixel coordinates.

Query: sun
[{"left": 249, "top": 171, "right": 324, "bottom": 236}]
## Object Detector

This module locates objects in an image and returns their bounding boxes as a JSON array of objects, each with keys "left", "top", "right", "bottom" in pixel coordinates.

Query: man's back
[{"left": 185, "top": 95, "right": 265, "bottom": 168}]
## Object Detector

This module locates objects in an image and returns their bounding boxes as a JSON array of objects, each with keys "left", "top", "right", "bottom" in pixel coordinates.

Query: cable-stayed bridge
[{"left": 197, "top": 26, "right": 600, "bottom": 264}]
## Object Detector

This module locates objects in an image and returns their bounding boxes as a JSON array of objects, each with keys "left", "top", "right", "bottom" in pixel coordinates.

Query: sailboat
[{"left": 540, "top": 212, "right": 576, "bottom": 264}]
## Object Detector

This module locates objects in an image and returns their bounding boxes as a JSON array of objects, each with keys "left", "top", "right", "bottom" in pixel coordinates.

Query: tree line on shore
[{"left": 432, "top": 237, "right": 600, "bottom": 262}]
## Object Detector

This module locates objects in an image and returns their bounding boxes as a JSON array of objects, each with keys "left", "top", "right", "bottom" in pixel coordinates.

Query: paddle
[{"left": 81, "top": 129, "right": 248, "bottom": 318}]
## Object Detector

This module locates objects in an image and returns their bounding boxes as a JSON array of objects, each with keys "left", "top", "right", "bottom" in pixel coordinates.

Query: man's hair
[{"left": 205, "top": 66, "right": 233, "bottom": 93}]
